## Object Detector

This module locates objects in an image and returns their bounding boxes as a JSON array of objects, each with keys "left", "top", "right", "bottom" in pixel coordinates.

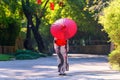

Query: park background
[{"left": 0, "top": 0, "right": 120, "bottom": 70}]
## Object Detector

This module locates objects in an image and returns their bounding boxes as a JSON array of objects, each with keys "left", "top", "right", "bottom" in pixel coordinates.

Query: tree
[
  {"left": 0, "top": 0, "right": 21, "bottom": 53},
  {"left": 99, "top": 0, "right": 120, "bottom": 46},
  {"left": 99, "top": 0, "right": 120, "bottom": 69},
  {"left": 21, "top": 0, "right": 51, "bottom": 52},
  {"left": 0, "top": 0, "right": 111, "bottom": 53},
  {"left": 86, "top": 0, "right": 110, "bottom": 20},
  {"left": 42, "top": 0, "right": 110, "bottom": 45},
  {"left": 1, "top": 0, "right": 66, "bottom": 53},
  {"left": 85, "top": 0, "right": 110, "bottom": 41}
]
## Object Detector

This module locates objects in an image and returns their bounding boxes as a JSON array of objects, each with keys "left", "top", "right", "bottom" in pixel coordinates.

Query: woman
[{"left": 54, "top": 38, "right": 69, "bottom": 75}]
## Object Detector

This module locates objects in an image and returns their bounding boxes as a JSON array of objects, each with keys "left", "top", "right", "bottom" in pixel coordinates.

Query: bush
[
  {"left": 109, "top": 49, "right": 120, "bottom": 70},
  {"left": 15, "top": 50, "right": 47, "bottom": 60},
  {"left": 99, "top": 0, "right": 120, "bottom": 71},
  {"left": 99, "top": 0, "right": 120, "bottom": 46},
  {"left": 0, "top": 54, "right": 14, "bottom": 61}
]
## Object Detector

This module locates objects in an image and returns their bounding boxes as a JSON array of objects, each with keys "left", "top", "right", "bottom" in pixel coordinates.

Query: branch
[
  {"left": 26, "top": 0, "right": 29, "bottom": 6},
  {"left": 22, "top": 0, "right": 32, "bottom": 19},
  {"left": 40, "top": 0, "right": 49, "bottom": 18},
  {"left": 22, "top": 0, "right": 28, "bottom": 18},
  {"left": 34, "top": 14, "right": 40, "bottom": 30}
]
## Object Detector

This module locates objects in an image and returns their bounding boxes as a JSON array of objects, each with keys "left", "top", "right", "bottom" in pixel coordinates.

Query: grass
[
  {"left": 0, "top": 54, "right": 14, "bottom": 61},
  {"left": 15, "top": 50, "right": 47, "bottom": 60},
  {"left": 0, "top": 50, "right": 49, "bottom": 61}
]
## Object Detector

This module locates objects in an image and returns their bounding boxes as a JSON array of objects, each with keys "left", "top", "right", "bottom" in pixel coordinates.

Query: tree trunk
[
  {"left": 22, "top": 0, "right": 45, "bottom": 53},
  {"left": 23, "top": 15, "right": 34, "bottom": 50},
  {"left": 31, "top": 25, "right": 45, "bottom": 53}
]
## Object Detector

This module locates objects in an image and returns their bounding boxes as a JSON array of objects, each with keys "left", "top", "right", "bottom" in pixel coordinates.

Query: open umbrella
[{"left": 50, "top": 18, "right": 77, "bottom": 40}]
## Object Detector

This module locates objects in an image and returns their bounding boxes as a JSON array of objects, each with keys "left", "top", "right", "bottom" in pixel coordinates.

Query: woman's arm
[{"left": 67, "top": 40, "right": 69, "bottom": 52}]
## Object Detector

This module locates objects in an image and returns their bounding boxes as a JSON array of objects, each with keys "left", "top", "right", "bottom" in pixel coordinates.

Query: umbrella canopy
[{"left": 50, "top": 18, "right": 77, "bottom": 40}]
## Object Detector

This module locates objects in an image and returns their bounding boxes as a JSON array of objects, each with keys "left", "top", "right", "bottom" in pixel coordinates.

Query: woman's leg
[
  {"left": 55, "top": 46, "right": 64, "bottom": 74},
  {"left": 57, "top": 52, "right": 64, "bottom": 74},
  {"left": 62, "top": 51, "right": 69, "bottom": 72},
  {"left": 55, "top": 46, "right": 69, "bottom": 75},
  {"left": 59, "top": 46, "right": 69, "bottom": 75}
]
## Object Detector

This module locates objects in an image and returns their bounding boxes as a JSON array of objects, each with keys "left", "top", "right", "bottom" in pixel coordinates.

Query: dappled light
[
  {"left": 0, "top": 63, "right": 57, "bottom": 79},
  {"left": 0, "top": 54, "right": 120, "bottom": 80}
]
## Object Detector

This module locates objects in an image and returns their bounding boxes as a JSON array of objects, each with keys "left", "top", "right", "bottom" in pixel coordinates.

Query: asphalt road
[{"left": 0, "top": 54, "right": 120, "bottom": 80}]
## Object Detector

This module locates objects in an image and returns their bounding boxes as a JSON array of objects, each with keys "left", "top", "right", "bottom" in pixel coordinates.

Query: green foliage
[
  {"left": 43, "top": 0, "right": 109, "bottom": 34},
  {"left": 0, "top": 0, "right": 109, "bottom": 51},
  {"left": 0, "top": 17, "right": 21, "bottom": 46},
  {"left": 99, "top": 0, "right": 120, "bottom": 70},
  {"left": 87, "top": 0, "right": 110, "bottom": 19},
  {"left": 0, "top": 54, "right": 14, "bottom": 61},
  {"left": 15, "top": 49, "right": 47, "bottom": 60},
  {"left": 99, "top": 0, "right": 120, "bottom": 46},
  {"left": 41, "top": 0, "right": 109, "bottom": 46},
  {"left": 109, "top": 49, "right": 120, "bottom": 70},
  {"left": 44, "top": 0, "right": 96, "bottom": 33},
  {"left": 0, "top": 0, "right": 21, "bottom": 46}
]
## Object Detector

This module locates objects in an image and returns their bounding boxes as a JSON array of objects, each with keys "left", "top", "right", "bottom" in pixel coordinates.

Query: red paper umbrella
[{"left": 50, "top": 18, "right": 77, "bottom": 40}]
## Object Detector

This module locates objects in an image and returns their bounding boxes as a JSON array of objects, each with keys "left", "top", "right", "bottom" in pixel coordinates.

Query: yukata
[{"left": 54, "top": 39, "right": 69, "bottom": 75}]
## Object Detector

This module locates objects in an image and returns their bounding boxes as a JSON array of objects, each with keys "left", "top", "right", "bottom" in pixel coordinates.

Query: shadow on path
[{"left": 0, "top": 54, "right": 120, "bottom": 80}]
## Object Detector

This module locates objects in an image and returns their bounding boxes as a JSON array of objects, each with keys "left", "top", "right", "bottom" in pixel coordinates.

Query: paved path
[{"left": 0, "top": 54, "right": 120, "bottom": 80}]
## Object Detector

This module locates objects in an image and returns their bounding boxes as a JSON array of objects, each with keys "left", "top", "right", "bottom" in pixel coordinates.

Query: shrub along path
[{"left": 0, "top": 54, "right": 120, "bottom": 80}]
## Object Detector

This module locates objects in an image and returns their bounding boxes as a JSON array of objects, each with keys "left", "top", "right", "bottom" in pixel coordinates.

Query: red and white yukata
[{"left": 54, "top": 39, "right": 69, "bottom": 75}]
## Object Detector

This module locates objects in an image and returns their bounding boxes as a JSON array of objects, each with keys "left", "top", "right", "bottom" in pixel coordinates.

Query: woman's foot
[{"left": 59, "top": 73, "right": 66, "bottom": 76}]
